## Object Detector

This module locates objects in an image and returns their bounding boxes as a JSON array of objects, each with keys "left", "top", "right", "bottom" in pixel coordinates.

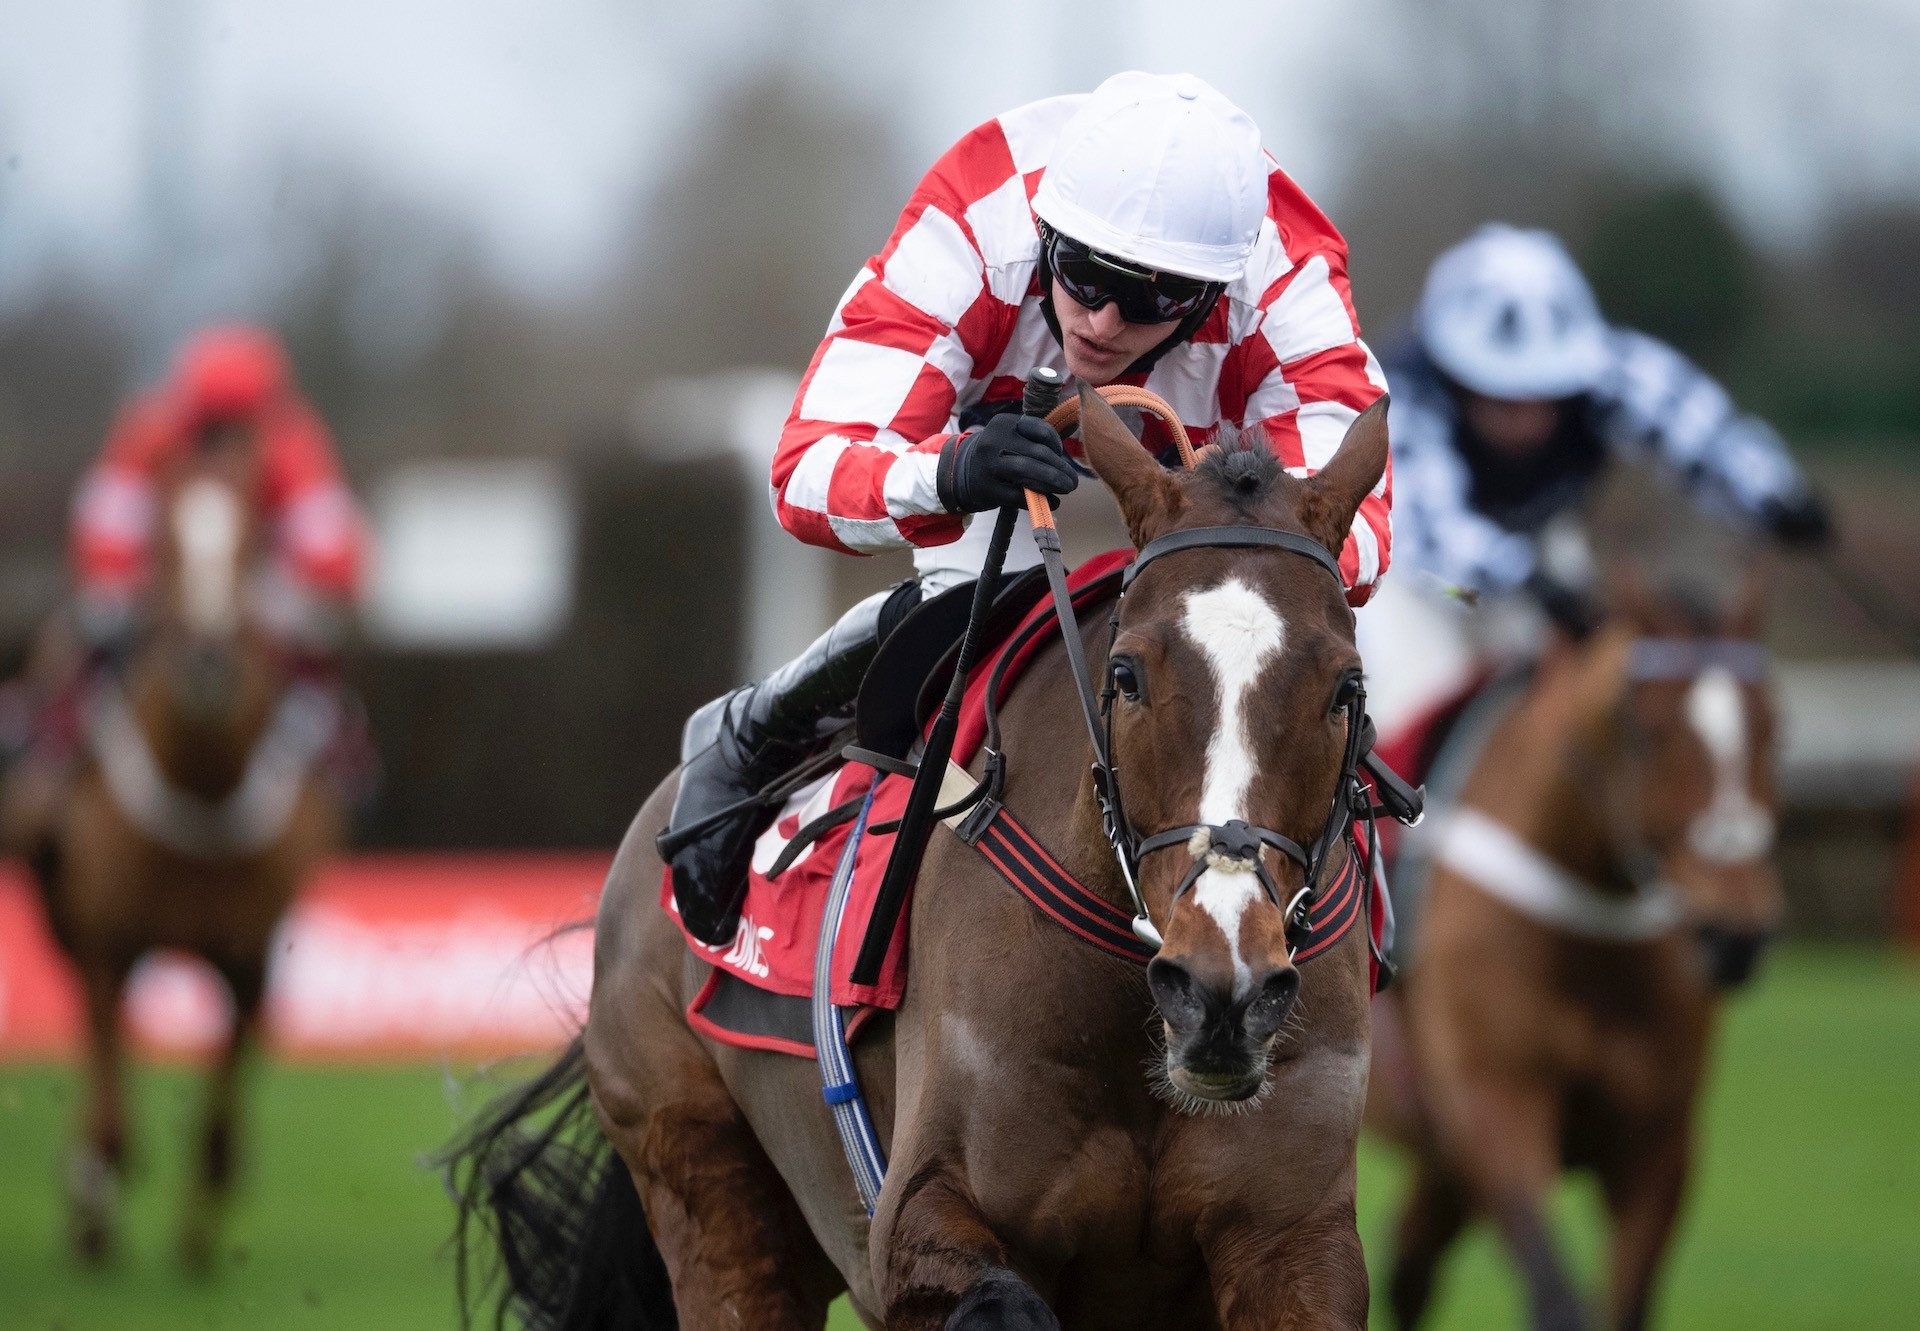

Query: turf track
[{"left": 0, "top": 946, "right": 1913, "bottom": 1329}]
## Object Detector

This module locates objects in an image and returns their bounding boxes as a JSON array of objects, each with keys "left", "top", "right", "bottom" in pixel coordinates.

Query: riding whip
[{"left": 850, "top": 367, "right": 1067, "bottom": 986}]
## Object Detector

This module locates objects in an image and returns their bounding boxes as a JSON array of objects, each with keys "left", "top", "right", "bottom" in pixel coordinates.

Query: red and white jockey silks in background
[
  {"left": 770, "top": 92, "right": 1392, "bottom": 602},
  {"left": 70, "top": 326, "right": 367, "bottom": 636}
]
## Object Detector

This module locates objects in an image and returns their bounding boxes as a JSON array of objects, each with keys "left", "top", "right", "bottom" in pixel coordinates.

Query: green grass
[{"left": 1, "top": 947, "right": 1915, "bottom": 1329}]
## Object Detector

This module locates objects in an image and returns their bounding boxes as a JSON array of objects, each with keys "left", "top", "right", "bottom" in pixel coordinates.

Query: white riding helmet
[
  {"left": 1031, "top": 72, "right": 1268, "bottom": 284},
  {"left": 1418, "top": 224, "right": 1611, "bottom": 400}
]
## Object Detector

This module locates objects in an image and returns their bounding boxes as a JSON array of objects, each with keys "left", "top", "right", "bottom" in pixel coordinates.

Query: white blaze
[
  {"left": 1181, "top": 578, "right": 1286, "bottom": 995},
  {"left": 1685, "top": 665, "right": 1774, "bottom": 864},
  {"left": 174, "top": 478, "right": 243, "bottom": 637}
]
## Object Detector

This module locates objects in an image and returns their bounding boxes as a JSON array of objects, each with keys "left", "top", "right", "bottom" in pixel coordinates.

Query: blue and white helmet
[{"left": 1418, "top": 224, "right": 1610, "bottom": 400}]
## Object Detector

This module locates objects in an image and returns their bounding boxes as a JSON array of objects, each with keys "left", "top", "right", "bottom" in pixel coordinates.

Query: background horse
[
  {"left": 22, "top": 428, "right": 343, "bottom": 1268},
  {"left": 1366, "top": 548, "right": 1781, "bottom": 1331},
  {"left": 448, "top": 387, "right": 1392, "bottom": 1329}
]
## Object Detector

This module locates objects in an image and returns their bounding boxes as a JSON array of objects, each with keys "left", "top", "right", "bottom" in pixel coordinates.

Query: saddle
[{"left": 852, "top": 568, "right": 1049, "bottom": 762}]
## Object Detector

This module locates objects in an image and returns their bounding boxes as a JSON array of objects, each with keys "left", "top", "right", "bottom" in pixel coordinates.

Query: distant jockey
[
  {"left": 1360, "top": 223, "right": 1831, "bottom": 733},
  {"left": 71, "top": 324, "right": 366, "bottom": 654},
  {"left": 661, "top": 71, "right": 1392, "bottom": 943},
  {"left": 0, "top": 325, "right": 368, "bottom": 789}
]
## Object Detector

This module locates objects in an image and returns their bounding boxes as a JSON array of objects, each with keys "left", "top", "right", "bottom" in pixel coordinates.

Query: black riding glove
[
  {"left": 936, "top": 415, "right": 1078, "bottom": 515},
  {"left": 1761, "top": 487, "right": 1834, "bottom": 550}
]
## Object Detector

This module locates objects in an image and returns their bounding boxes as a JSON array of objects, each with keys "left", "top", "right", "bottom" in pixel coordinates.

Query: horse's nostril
[
  {"left": 1241, "top": 965, "right": 1301, "bottom": 1043},
  {"left": 1148, "top": 956, "right": 1209, "bottom": 1030}
]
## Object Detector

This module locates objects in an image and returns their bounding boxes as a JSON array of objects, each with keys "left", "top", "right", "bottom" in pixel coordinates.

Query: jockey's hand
[
  {"left": 937, "top": 415, "right": 1078, "bottom": 514},
  {"left": 1762, "top": 486, "right": 1833, "bottom": 550}
]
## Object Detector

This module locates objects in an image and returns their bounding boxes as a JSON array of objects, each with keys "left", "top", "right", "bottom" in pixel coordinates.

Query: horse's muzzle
[{"left": 1148, "top": 955, "right": 1300, "bottom": 1101}]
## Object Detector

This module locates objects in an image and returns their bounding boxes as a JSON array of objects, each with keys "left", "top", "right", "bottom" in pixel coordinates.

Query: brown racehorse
[
  {"left": 448, "top": 386, "right": 1392, "bottom": 1329},
  {"left": 11, "top": 430, "right": 342, "bottom": 1268},
  {"left": 1366, "top": 565, "right": 1781, "bottom": 1331}
]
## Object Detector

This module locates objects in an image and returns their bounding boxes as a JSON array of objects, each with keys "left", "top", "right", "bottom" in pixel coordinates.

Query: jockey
[
  {"left": 1358, "top": 223, "right": 1831, "bottom": 733},
  {"left": 3, "top": 325, "right": 366, "bottom": 780},
  {"left": 661, "top": 71, "right": 1393, "bottom": 944},
  {"left": 70, "top": 323, "right": 367, "bottom": 658}
]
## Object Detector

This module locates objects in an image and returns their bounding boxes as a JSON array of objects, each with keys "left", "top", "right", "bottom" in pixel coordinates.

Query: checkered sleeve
[
  {"left": 1595, "top": 328, "right": 1810, "bottom": 524},
  {"left": 1227, "top": 173, "right": 1392, "bottom": 606},
  {"left": 770, "top": 124, "right": 1025, "bottom": 556}
]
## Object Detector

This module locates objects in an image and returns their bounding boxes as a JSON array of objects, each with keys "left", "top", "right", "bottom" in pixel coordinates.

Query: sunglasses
[{"left": 1045, "top": 228, "right": 1219, "bottom": 325}]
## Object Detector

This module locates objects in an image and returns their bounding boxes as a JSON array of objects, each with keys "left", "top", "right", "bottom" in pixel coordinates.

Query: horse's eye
[
  {"left": 1111, "top": 658, "right": 1144, "bottom": 703},
  {"left": 1331, "top": 672, "right": 1362, "bottom": 714}
]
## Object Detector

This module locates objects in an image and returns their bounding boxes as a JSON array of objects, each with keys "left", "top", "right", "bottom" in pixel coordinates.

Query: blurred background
[{"left": 1, "top": 2, "right": 1916, "bottom": 1327}]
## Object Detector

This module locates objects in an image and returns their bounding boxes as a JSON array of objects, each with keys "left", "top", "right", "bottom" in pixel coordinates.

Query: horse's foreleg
[
  {"left": 877, "top": 1167, "right": 1058, "bottom": 1331},
  {"left": 1439, "top": 1080, "right": 1587, "bottom": 1331},
  {"left": 1385, "top": 1158, "right": 1473, "bottom": 1329},
  {"left": 180, "top": 957, "right": 265, "bottom": 1273},
  {"left": 69, "top": 956, "right": 131, "bottom": 1265},
  {"left": 1205, "top": 1189, "right": 1369, "bottom": 1330},
  {"left": 1599, "top": 1126, "right": 1690, "bottom": 1331}
]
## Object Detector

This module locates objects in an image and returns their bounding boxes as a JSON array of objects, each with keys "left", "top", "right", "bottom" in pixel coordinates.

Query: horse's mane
[{"left": 1190, "top": 427, "right": 1285, "bottom": 511}]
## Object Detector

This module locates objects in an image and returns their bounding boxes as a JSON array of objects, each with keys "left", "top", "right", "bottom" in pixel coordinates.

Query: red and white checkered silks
[
  {"left": 72, "top": 391, "right": 366, "bottom": 604},
  {"left": 771, "top": 92, "right": 1392, "bottom": 605}
]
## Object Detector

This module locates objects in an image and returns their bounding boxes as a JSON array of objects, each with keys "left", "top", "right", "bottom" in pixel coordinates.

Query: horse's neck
[
  {"left": 1474, "top": 666, "right": 1634, "bottom": 896},
  {"left": 129, "top": 668, "right": 275, "bottom": 800}
]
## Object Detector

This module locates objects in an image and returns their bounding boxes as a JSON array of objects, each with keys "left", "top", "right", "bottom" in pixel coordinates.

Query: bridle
[
  {"left": 1047, "top": 523, "right": 1380, "bottom": 954},
  {"left": 1580, "top": 635, "right": 1774, "bottom": 898},
  {"left": 1025, "top": 388, "right": 1410, "bottom": 956}
]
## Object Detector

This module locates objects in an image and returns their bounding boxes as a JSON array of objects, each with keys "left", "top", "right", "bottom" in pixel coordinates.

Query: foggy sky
[{"left": 3, "top": 0, "right": 1916, "bottom": 309}]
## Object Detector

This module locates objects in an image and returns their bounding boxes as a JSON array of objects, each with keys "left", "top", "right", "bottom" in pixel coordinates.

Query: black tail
[{"left": 440, "top": 1036, "right": 676, "bottom": 1329}]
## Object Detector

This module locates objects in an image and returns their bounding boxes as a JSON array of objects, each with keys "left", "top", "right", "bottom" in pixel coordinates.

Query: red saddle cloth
[{"left": 661, "top": 551, "right": 1135, "bottom": 1038}]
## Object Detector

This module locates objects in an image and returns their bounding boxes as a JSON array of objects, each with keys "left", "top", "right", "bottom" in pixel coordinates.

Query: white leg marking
[
  {"left": 1685, "top": 666, "right": 1774, "bottom": 863},
  {"left": 1181, "top": 578, "right": 1286, "bottom": 996},
  {"left": 174, "top": 479, "right": 243, "bottom": 637}
]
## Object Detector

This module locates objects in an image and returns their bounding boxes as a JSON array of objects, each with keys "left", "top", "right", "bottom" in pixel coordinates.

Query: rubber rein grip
[{"left": 1022, "top": 383, "right": 1197, "bottom": 531}]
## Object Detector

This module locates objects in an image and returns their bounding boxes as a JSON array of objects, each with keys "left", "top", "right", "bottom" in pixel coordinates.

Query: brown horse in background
[
  {"left": 1367, "top": 562, "right": 1781, "bottom": 1331},
  {"left": 448, "top": 387, "right": 1393, "bottom": 1329},
  {"left": 8, "top": 431, "right": 343, "bottom": 1268}
]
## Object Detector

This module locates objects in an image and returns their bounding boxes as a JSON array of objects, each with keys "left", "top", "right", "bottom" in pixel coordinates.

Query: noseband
[{"left": 1055, "top": 525, "right": 1383, "bottom": 954}]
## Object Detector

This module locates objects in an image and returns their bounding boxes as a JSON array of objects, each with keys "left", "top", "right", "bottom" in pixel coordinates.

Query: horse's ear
[
  {"left": 1077, "top": 382, "right": 1182, "bottom": 547},
  {"left": 1297, "top": 395, "right": 1390, "bottom": 555}
]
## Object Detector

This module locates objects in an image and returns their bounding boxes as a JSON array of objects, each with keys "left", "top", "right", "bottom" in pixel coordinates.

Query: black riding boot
[{"left": 659, "top": 585, "right": 915, "bottom": 945}]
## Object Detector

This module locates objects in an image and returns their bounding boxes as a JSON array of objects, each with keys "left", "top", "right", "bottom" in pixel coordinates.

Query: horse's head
[
  {"left": 1076, "top": 385, "right": 1389, "bottom": 1105},
  {"left": 144, "top": 424, "right": 273, "bottom": 726},
  {"left": 1578, "top": 567, "right": 1783, "bottom": 988}
]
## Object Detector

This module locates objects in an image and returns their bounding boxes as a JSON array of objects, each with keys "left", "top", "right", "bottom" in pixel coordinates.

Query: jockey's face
[
  {"left": 1053, "top": 289, "right": 1180, "bottom": 386},
  {"left": 198, "top": 420, "right": 255, "bottom": 456},
  {"left": 1461, "top": 392, "right": 1564, "bottom": 458}
]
